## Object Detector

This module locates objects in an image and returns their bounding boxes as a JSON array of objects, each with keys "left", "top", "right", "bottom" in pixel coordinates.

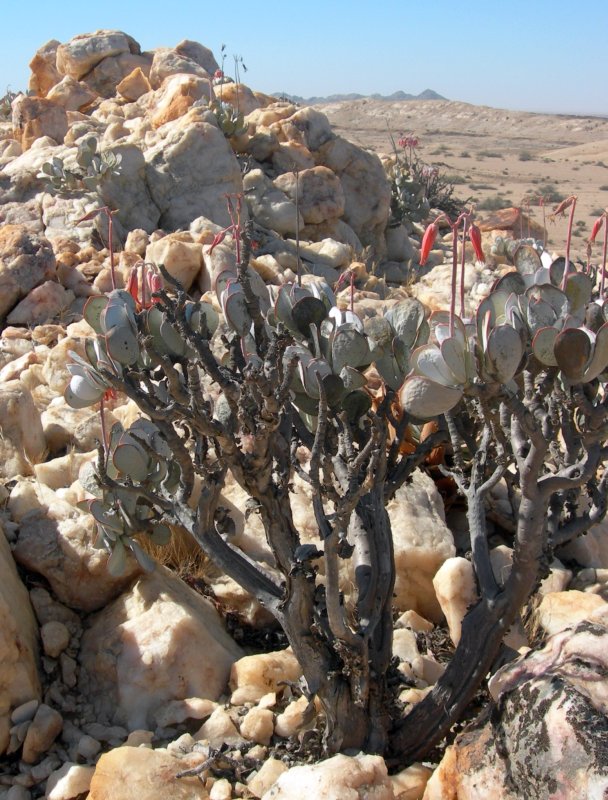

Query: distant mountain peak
[{"left": 272, "top": 89, "right": 447, "bottom": 104}]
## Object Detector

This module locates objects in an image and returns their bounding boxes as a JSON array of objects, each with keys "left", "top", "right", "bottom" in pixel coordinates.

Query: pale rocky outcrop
[
  {"left": 243, "top": 169, "right": 302, "bottom": 236},
  {"left": 229, "top": 649, "right": 301, "bottom": 705},
  {"left": 143, "top": 108, "right": 243, "bottom": 230},
  {"left": 387, "top": 469, "right": 456, "bottom": 622},
  {"left": 0, "top": 225, "right": 56, "bottom": 320},
  {"left": 45, "top": 762, "right": 95, "bottom": 800},
  {"left": 533, "top": 590, "right": 607, "bottom": 637},
  {"left": 28, "top": 39, "right": 62, "bottom": 97},
  {"left": 12, "top": 96, "right": 68, "bottom": 151},
  {"left": 55, "top": 30, "right": 137, "bottom": 81},
  {"left": 428, "top": 617, "right": 608, "bottom": 800},
  {"left": 145, "top": 234, "right": 203, "bottom": 291},
  {"left": 0, "top": 380, "right": 46, "bottom": 478},
  {"left": 148, "top": 47, "right": 214, "bottom": 89},
  {"left": 274, "top": 166, "right": 345, "bottom": 225},
  {"left": 261, "top": 753, "right": 394, "bottom": 800},
  {"left": 12, "top": 511, "right": 142, "bottom": 612},
  {"left": 78, "top": 567, "right": 242, "bottom": 729},
  {"left": 46, "top": 76, "right": 98, "bottom": 112},
  {"left": 0, "top": 526, "right": 40, "bottom": 755},
  {"left": 88, "top": 746, "right": 210, "bottom": 800},
  {"left": 6, "top": 280, "right": 74, "bottom": 325}
]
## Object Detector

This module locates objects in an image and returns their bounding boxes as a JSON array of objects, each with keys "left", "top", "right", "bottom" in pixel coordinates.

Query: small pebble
[
  {"left": 10, "top": 701, "right": 39, "bottom": 726},
  {"left": 41, "top": 621, "right": 70, "bottom": 658}
]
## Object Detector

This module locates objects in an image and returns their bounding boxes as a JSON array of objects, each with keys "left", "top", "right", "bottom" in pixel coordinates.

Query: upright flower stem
[
  {"left": 460, "top": 216, "right": 468, "bottom": 319},
  {"left": 450, "top": 223, "right": 458, "bottom": 338},
  {"left": 601, "top": 221, "right": 608, "bottom": 300}
]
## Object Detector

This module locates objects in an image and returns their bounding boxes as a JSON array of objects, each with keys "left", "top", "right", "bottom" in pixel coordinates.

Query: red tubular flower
[
  {"left": 589, "top": 215, "right": 605, "bottom": 243},
  {"left": 419, "top": 222, "right": 438, "bottom": 266},
  {"left": 468, "top": 223, "right": 485, "bottom": 263}
]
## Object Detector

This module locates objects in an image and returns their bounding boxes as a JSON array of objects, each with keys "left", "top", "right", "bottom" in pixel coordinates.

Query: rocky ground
[{"left": 0, "top": 29, "right": 607, "bottom": 800}]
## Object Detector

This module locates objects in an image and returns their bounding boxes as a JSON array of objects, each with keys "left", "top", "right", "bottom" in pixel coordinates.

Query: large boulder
[
  {"left": 12, "top": 509, "right": 142, "bottom": 612},
  {"left": 426, "top": 615, "right": 608, "bottom": 799},
  {"left": 12, "top": 96, "right": 68, "bottom": 151},
  {"left": 0, "top": 380, "right": 46, "bottom": 478},
  {"left": 55, "top": 30, "right": 138, "bottom": 81},
  {"left": 387, "top": 469, "right": 456, "bottom": 622},
  {"left": 143, "top": 107, "right": 243, "bottom": 229},
  {"left": 0, "top": 524, "right": 41, "bottom": 755},
  {"left": 88, "top": 746, "right": 209, "bottom": 800},
  {"left": 261, "top": 753, "right": 394, "bottom": 800},
  {"left": 0, "top": 225, "right": 56, "bottom": 320},
  {"left": 78, "top": 567, "right": 243, "bottom": 729}
]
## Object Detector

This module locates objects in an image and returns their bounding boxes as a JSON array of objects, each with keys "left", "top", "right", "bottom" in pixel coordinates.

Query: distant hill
[{"left": 272, "top": 89, "right": 447, "bottom": 104}]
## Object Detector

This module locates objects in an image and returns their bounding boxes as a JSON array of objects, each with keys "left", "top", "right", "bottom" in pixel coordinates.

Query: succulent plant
[
  {"left": 78, "top": 419, "right": 178, "bottom": 575},
  {"left": 39, "top": 137, "right": 122, "bottom": 196},
  {"left": 365, "top": 298, "right": 429, "bottom": 390},
  {"left": 65, "top": 288, "right": 220, "bottom": 409},
  {"left": 212, "top": 101, "right": 248, "bottom": 138},
  {"left": 271, "top": 281, "right": 372, "bottom": 422}
]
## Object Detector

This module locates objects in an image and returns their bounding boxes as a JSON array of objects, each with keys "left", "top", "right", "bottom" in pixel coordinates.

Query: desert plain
[{"left": 314, "top": 97, "right": 608, "bottom": 256}]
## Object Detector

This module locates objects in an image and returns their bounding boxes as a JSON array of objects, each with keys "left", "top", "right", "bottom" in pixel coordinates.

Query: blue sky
[{"left": 1, "top": 0, "right": 607, "bottom": 116}]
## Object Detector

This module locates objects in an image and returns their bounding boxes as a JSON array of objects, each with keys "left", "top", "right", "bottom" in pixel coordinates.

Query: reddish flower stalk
[
  {"left": 78, "top": 206, "right": 118, "bottom": 290},
  {"left": 459, "top": 216, "right": 468, "bottom": 318},
  {"left": 550, "top": 195, "right": 577, "bottom": 291},
  {"left": 590, "top": 211, "right": 608, "bottom": 299},
  {"left": 419, "top": 222, "right": 439, "bottom": 266},
  {"left": 126, "top": 263, "right": 162, "bottom": 310},
  {"left": 468, "top": 223, "right": 484, "bottom": 263},
  {"left": 538, "top": 196, "right": 547, "bottom": 249},
  {"left": 602, "top": 222, "right": 608, "bottom": 301}
]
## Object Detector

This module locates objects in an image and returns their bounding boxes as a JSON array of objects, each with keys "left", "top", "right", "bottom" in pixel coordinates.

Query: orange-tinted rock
[
  {"left": 476, "top": 207, "right": 545, "bottom": 240},
  {"left": 12, "top": 95, "right": 68, "bottom": 150}
]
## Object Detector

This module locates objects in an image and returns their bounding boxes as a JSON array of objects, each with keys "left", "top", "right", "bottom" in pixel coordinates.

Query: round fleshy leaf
[
  {"left": 89, "top": 500, "right": 123, "bottom": 533},
  {"left": 440, "top": 337, "right": 468, "bottom": 384},
  {"left": 301, "top": 358, "right": 332, "bottom": 399},
  {"left": 492, "top": 271, "right": 526, "bottom": 295},
  {"left": 400, "top": 375, "right": 463, "bottom": 419},
  {"left": 564, "top": 272, "right": 593, "bottom": 316},
  {"left": 105, "top": 323, "right": 140, "bottom": 365},
  {"left": 291, "top": 391, "right": 320, "bottom": 416},
  {"left": 476, "top": 291, "right": 509, "bottom": 331},
  {"left": 101, "top": 296, "right": 134, "bottom": 332},
  {"left": 331, "top": 326, "right": 371, "bottom": 375},
  {"left": 554, "top": 328, "right": 592, "bottom": 381},
  {"left": 486, "top": 325, "right": 523, "bottom": 382},
  {"left": 291, "top": 296, "right": 327, "bottom": 337},
  {"left": 513, "top": 244, "right": 542, "bottom": 275},
  {"left": 531, "top": 326, "right": 559, "bottom": 366},
  {"left": 214, "top": 269, "right": 236, "bottom": 304},
  {"left": 583, "top": 323, "right": 608, "bottom": 382},
  {"left": 374, "top": 350, "right": 404, "bottom": 391},
  {"left": 322, "top": 373, "right": 346, "bottom": 407},
  {"left": 526, "top": 297, "right": 557, "bottom": 333},
  {"left": 527, "top": 284, "right": 568, "bottom": 318},
  {"left": 341, "top": 390, "right": 372, "bottom": 423},
  {"left": 150, "top": 524, "right": 172, "bottom": 546},
  {"left": 386, "top": 299, "right": 427, "bottom": 346},
  {"left": 411, "top": 344, "right": 458, "bottom": 387},
  {"left": 127, "top": 538, "right": 156, "bottom": 572},
  {"left": 339, "top": 366, "right": 368, "bottom": 391},
  {"left": 83, "top": 295, "right": 108, "bottom": 334},
  {"left": 65, "top": 375, "right": 105, "bottom": 408},
  {"left": 112, "top": 437, "right": 150, "bottom": 482},
  {"left": 107, "top": 537, "right": 128, "bottom": 577},
  {"left": 365, "top": 316, "right": 394, "bottom": 351},
  {"left": 549, "top": 257, "right": 566, "bottom": 287}
]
